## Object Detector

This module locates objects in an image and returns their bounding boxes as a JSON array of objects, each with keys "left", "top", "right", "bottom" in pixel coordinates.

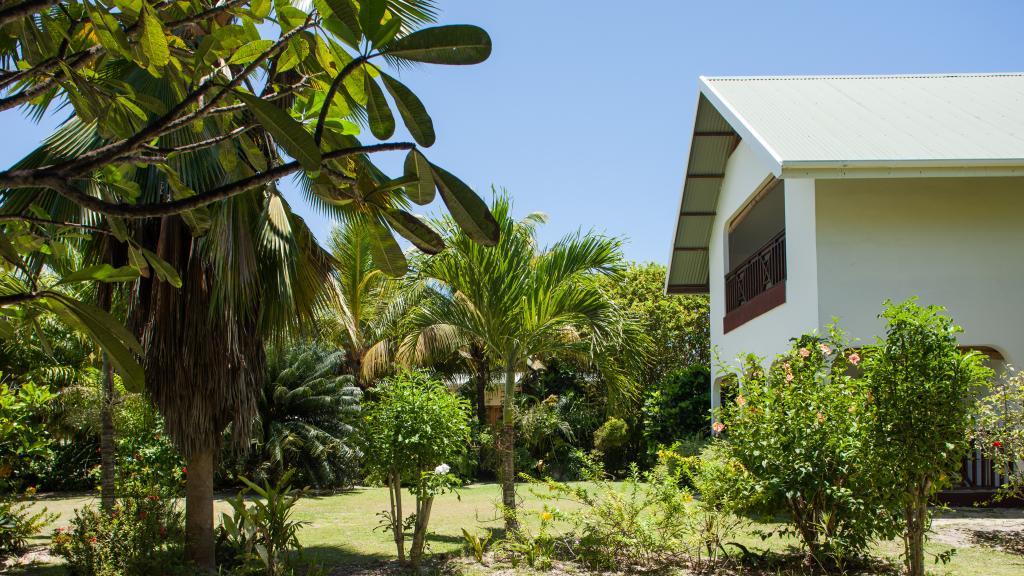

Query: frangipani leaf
[
  {"left": 382, "top": 25, "right": 491, "bottom": 65},
  {"left": 381, "top": 72, "right": 434, "bottom": 147},
  {"left": 403, "top": 149, "right": 435, "bottom": 205},
  {"left": 368, "top": 221, "right": 408, "bottom": 277},
  {"left": 364, "top": 74, "right": 395, "bottom": 140},
  {"left": 384, "top": 209, "right": 445, "bottom": 254},
  {"left": 238, "top": 92, "right": 322, "bottom": 172},
  {"left": 430, "top": 163, "right": 499, "bottom": 245}
]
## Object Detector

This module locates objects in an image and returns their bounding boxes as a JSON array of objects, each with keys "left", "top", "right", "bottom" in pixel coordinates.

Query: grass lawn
[{"left": 9, "top": 483, "right": 1024, "bottom": 575}]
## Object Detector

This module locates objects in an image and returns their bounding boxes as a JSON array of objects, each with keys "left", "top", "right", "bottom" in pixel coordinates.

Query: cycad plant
[
  {"left": 401, "top": 192, "right": 648, "bottom": 530},
  {"left": 227, "top": 342, "right": 362, "bottom": 488}
]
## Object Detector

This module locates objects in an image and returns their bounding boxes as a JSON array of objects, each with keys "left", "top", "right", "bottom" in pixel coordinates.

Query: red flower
[
  {"left": 147, "top": 494, "right": 160, "bottom": 501},
  {"left": 88, "top": 537, "right": 97, "bottom": 544},
  {"left": 993, "top": 441, "right": 1003, "bottom": 448},
  {"left": 181, "top": 466, "right": 187, "bottom": 475}
]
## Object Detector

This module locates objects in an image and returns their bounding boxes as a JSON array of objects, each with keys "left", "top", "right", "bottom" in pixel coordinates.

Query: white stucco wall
[
  {"left": 708, "top": 141, "right": 820, "bottom": 409},
  {"left": 815, "top": 176, "right": 1024, "bottom": 368}
]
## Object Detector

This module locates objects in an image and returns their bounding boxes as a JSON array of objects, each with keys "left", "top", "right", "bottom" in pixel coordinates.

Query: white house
[{"left": 665, "top": 74, "right": 1024, "bottom": 453}]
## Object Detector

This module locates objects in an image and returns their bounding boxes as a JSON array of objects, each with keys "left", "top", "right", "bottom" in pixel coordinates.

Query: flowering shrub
[
  {"left": 50, "top": 494, "right": 185, "bottom": 576},
  {"left": 975, "top": 366, "right": 1024, "bottom": 501},
  {"left": 717, "top": 325, "right": 894, "bottom": 570},
  {"left": 361, "top": 371, "right": 472, "bottom": 568}
]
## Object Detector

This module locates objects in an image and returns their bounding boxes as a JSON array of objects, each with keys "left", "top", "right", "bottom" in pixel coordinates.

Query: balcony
[{"left": 724, "top": 230, "right": 786, "bottom": 332}]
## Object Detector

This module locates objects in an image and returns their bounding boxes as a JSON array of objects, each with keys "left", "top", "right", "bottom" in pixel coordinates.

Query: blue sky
[{"left": 2, "top": 0, "right": 1022, "bottom": 264}]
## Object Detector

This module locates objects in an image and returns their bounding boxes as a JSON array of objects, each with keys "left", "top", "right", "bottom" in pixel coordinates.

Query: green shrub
[
  {"left": 362, "top": 371, "right": 472, "bottom": 568},
  {"left": 642, "top": 366, "right": 711, "bottom": 453},
  {"left": 678, "top": 442, "right": 753, "bottom": 564},
  {"left": 524, "top": 451, "right": 693, "bottom": 570},
  {"left": 593, "top": 417, "right": 629, "bottom": 473},
  {"left": 50, "top": 495, "right": 185, "bottom": 576},
  {"left": 863, "top": 299, "right": 991, "bottom": 576},
  {"left": 217, "top": 472, "right": 307, "bottom": 576},
  {"left": 718, "top": 325, "right": 892, "bottom": 570}
]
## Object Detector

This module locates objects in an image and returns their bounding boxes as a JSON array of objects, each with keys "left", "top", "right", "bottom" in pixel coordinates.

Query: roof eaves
[{"left": 699, "top": 76, "right": 785, "bottom": 176}]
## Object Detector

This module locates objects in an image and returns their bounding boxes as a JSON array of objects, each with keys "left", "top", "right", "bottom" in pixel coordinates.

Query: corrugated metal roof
[
  {"left": 666, "top": 73, "right": 1024, "bottom": 294},
  {"left": 702, "top": 73, "right": 1024, "bottom": 171}
]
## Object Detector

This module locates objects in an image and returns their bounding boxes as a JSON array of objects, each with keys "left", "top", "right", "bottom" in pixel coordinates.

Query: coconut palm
[
  {"left": 321, "top": 219, "right": 425, "bottom": 387},
  {"left": 227, "top": 342, "right": 362, "bottom": 488},
  {"left": 400, "top": 193, "right": 648, "bottom": 531}
]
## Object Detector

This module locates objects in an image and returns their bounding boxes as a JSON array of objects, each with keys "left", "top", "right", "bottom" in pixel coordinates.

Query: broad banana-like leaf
[
  {"left": 364, "top": 75, "right": 395, "bottom": 140},
  {"left": 403, "top": 149, "right": 435, "bottom": 204},
  {"left": 44, "top": 293, "right": 145, "bottom": 392},
  {"left": 382, "top": 25, "right": 492, "bottom": 65},
  {"left": 381, "top": 72, "right": 434, "bottom": 147},
  {"left": 383, "top": 209, "right": 444, "bottom": 254},
  {"left": 430, "top": 163, "right": 499, "bottom": 246},
  {"left": 237, "top": 92, "right": 322, "bottom": 172},
  {"left": 368, "top": 221, "right": 408, "bottom": 277}
]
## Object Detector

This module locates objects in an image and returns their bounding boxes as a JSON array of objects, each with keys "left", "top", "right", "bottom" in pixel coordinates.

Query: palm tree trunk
[
  {"left": 473, "top": 346, "right": 488, "bottom": 426},
  {"left": 97, "top": 282, "right": 116, "bottom": 513},
  {"left": 184, "top": 447, "right": 216, "bottom": 571},
  {"left": 99, "top": 353, "right": 116, "bottom": 513},
  {"left": 499, "top": 365, "right": 518, "bottom": 533}
]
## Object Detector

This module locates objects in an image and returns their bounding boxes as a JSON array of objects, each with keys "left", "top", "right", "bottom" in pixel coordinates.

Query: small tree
[
  {"left": 362, "top": 371, "right": 471, "bottom": 567},
  {"left": 863, "top": 299, "right": 991, "bottom": 576},
  {"left": 975, "top": 367, "right": 1024, "bottom": 500}
]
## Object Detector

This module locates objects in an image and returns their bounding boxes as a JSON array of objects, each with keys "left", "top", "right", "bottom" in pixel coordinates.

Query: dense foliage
[
  {"left": 224, "top": 343, "right": 362, "bottom": 488},
  {"left": 217, "top": 473, "right": 308, "bottom": 576},
  {"left": 642, "top": 366, "right": 710, "bottom": 455}
]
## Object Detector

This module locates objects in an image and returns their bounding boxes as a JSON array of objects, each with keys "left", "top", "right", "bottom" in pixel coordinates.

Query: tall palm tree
[{"left": 401, "top": 193, "right": 648, "bottom": 531}]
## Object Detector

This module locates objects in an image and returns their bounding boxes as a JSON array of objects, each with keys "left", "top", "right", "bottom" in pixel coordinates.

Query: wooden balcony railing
[{"left": 725, "top": 230, "right": 786, "bottom": 314}]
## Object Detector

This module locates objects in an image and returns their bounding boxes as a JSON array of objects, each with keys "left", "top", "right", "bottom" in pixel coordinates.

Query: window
[{"left": 724, "top": 179, "right": 786, "bottom": 332}]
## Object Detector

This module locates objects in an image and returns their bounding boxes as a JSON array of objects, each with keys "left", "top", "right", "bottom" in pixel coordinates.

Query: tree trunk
[
  {"left": 905, "top": 483, "right": 930, "bottom": 576},
  {"left": 410, "top": 495, "right": 434, "bottom": 567},
  {"left": 184, "top": 447, "right": 216, "bottom": 571},
  {"left": 390, "top": 472, "right": 406, "bottom": 564},
  {"left": 99, "top": 354, "right": 116, "bottom": 513},
  {"left": 473, "top": 346, "right": 489, "bottom": 426},
  {"left": 499, "top": 366, "right": 518, "bottom": 534},
  {"left": 96, "top": 282, "right": 116, "bottom": 513}
]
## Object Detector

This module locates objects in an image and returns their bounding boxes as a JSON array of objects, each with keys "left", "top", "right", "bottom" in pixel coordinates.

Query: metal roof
[{"left": 667, "top": 73, "right": 1024, "bottom": 294}]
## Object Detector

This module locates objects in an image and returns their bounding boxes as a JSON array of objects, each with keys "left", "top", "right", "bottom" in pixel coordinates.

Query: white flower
[{"left": 434, "top": 463, "right": 451, "bottom": 475}]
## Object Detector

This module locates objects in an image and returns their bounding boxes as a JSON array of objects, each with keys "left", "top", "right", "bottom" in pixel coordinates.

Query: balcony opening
[{"left": 724, "top": 179, "right": 786, "bottom": 332}]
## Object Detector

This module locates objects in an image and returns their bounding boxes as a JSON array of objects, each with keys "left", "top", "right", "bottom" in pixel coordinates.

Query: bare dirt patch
[{"left": 930, "top": 507, "right": 1024, "bottom": 555}]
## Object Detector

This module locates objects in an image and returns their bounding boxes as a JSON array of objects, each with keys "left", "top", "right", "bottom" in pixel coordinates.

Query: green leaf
[
  {"left": 358, "top": 0, "right": 386, "bottom": 42},
  {"left": 140, "top": 6, "right": 170, "bottom": 68},
  {"left": 364, "top": 74, "right": 395, "bottom": 140},
  {"left": 384, "top": 210, "right": 445, "bottom": 254},
  {"left": 58, "top": 264, "right": 140, "bottom": 285},
  {"left": 372, "top": 14, "right": 401, "bottom": 47},
  {"left": 237, "top": 92, "right": 322, "bottom": 171},
  {"left": 403, "top": 149, "right": 435, "bottom": 205},
  {"left": 141, "top": 249, "right": 183, "bottom": 288},
  {"left": 322, "top": 0, "right": 361, "bottom": 47},
  {"left": 251, "top": 0, "right": 272, "bottom": 19},
  {"left": 430, "top": 163, "right": 499, "bottom": 246},
  {"left": 44, "top": 294, "right": 145, "bottom": 392},
  {"left": 381, "top": 72, "right": 434, "bottom": 147},
  {"left": 368, "top": 221, "right": 408, "bottom": 277},
  {"left": 382, "top": 25, "right": 492, "bottom": 65},
  {"left": 228, "top": 39, "right": 274, "bottom": 65},
  {"left": 277, "top": 36, "right": 310, "bottom": 73}
]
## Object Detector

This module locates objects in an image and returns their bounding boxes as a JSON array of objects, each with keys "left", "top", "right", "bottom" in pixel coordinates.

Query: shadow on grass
[{"left": 3, "top": 562, "right": 64, "bottom": 576}]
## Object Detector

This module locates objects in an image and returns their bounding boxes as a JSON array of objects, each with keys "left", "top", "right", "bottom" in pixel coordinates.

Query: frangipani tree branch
[{"left": 20, "top": 142, "right": 414, "bottom": 218}]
